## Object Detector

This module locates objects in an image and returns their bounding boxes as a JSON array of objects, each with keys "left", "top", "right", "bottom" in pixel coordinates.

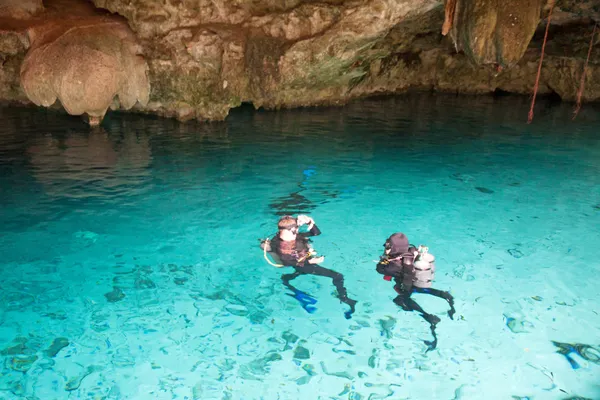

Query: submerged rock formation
[{"left": 0, "top": 0, "right": 599, "bottom": 124}]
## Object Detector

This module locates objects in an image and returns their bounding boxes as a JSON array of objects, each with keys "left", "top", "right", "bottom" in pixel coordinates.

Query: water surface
[{"left": 1, "top": 94, "right": 599, "bottom": 399}]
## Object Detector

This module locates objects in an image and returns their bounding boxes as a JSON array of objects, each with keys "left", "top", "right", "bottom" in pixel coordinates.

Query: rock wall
[{"left": 1, "top": 0, "right": 599, "bottom": 123}]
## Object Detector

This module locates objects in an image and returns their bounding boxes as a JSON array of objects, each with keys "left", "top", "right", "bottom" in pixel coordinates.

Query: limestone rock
[
  {"left": 0, "top": 0, "right": 44, "bottom": 20},
  {"left": 447, "top": 0, "right": 544, "bottom": 68},
  {"left": 19, "top": 16, "right": 149, "bottom": 124},
  {"left": 0, "top": 0, "right": 599, "bottom": 123}
]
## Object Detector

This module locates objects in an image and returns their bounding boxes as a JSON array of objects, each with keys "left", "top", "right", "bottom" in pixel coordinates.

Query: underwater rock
[
  {"left": 508, "top": 249, "right": 524, "bottom": 258},
  {"left": 225, "top": 304, "right": 249, "bottom": 317},
  {"left": 8, "top": 354, "right": 38, "bottom": 372},
  {"left": 338, "top": 383, "right": 352, "bottom": 396},
  {"left": 504, "top": 315, "right": 534, "bottom": 333},
  {"left": 173, "top": 277, "right": 188, "bottom": 285},
  {"left": 1, "top": 337, "right": 29, "bottom": 356},
  {"left": 379, "top": 316, "right": 396, "bottom": 339},
  {"left": 303, "top": 363, "right": 317, "bottom": 376},
  {"left": 333, "top": 348, "right": 357, "bottom": 355},
  {"left": 453, "top": 384, "right": 481, "bottom": 399},
  {"left": 74, "top": 230, "right": 99, "bottom": 243},
  {"left": 90, "top": 309, "right": 111, "bottom": 332},
  {"left": 248, "top": 310, "right": 269, "bottom": 324},
  {"left": 112, "top": 347, "right": 136, "bottom": 368},
  {"left": 3, "top": 291, "right": 35, "bottom": 310},
  {"left": 368, "top": 349, "right": 379, "bottom": 368},
  {"left": 293, "top": 345, "right": 310, "bottom": 360},
  {"left": 134, "top": 276, "right": 156, "bottom": 289},
  {"left": 192, "top": 380, "right": 226, "bottom": 400},
  {"left": 282, "top": 331, "right": 299, "bottom": 351},
  {"left": 44, "top": 337, "right": 69, "bottom": 358},
  {"left": 452, "top": 263, "right": 474, "bottom": 281},
  {"left": 37, "top": 357, "right": 56, "bottom": 370},
  {"left": 238, "top": 351, "right": 282, "bottom": 380},
  {"left": 320, "top": 361, "right": 354, "bottom": 380},
  {"left": 42, "top": 310, "right": 68, "bottom": 320},
  {"left": 296, "top": 375, "right": 312, "bottom": 385},
  {"left": 65, "top": 365, "right": 102, "bottom": 391},
  {"left": 104, "top": 286, "right": 125, "bottom": 302}
]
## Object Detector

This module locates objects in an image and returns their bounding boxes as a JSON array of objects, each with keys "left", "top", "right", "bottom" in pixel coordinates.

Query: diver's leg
[
  {"left": 281, "top": 269, "right": 304, "bottom": 292},
  {"left": 393, "top": 289, "right": 440, "bottom": 351},
  {"left": 408, "top": 297, "right": 440, "bottom": 351},
  {"left": 282, "top": 268, "right": 317, "bottom": 312},
  {"left": 302, "top": 264, "right": 357, "bottom": 318},
  {"left": 413, "top": 287, "right": 456, "bottom": 320}
]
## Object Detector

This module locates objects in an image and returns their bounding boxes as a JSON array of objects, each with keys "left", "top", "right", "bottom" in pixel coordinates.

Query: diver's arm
[
  {"left": 297, "top": 215, "right": 321, "bottom": 237},
  {"left": 401, "top": 272, "right": 414, "bottom": 292},
  {"left": 375, "top": 254, "right": 390, "bottom": 275},
  {"left": 376, "top": 259, "right": 388, "bottom": 275},
  {"left": 302, "top": 223, "right": 321, "bottom": 237}
]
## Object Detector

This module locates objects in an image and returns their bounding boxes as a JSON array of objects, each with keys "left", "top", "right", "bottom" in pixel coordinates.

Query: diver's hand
[
  {"left": 296, "top": 215, "right": 310, "bottom": 226},
  {"left": 297, "top": 215, "right": 312, "bottom": 226},
  {"left": 308, "top": 256, "right": 324, "bottom": 264}
]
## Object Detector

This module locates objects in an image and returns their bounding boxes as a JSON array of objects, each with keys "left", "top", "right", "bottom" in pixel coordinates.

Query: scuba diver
[
  {"left": 261, "top": 215, "right": 357, "bottom": 319},
  {"left": 376, "top": 232, "right": 455, "bottom": 351}
]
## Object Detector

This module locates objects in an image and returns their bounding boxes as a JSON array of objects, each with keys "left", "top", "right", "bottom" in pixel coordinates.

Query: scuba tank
[{"left": 412, "top": 246, "right": 435, "bottom": 288}]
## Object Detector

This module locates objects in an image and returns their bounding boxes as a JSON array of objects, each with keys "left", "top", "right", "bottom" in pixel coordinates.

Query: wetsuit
[
  {"left": 377, "top": 246, "right": 455, "bottom": 351},
  {"left": 270, "top": 224, "right": 357, "bottom": 317}
]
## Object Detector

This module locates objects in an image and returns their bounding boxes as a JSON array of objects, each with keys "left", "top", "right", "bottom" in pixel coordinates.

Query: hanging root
[
  {"left": 442, "top": 0, "right": 458, "bottom": 36},
  {"left": 572, "top": 24, "right": 597, "bottom": 120},
  {"left": 528, "top": 1, "right": 555, "bottom": 124}
]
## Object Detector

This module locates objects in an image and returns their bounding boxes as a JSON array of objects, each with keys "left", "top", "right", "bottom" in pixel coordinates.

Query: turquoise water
[{"left": 1, "top": 94, "right": 599, "bottom": 399}]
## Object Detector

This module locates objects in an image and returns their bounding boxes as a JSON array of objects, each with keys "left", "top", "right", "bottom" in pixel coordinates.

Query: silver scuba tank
[{"left": 412, "top": 246, "right": 435, "bottom": 288}]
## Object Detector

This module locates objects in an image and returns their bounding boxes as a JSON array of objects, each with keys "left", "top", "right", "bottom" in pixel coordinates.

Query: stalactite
[{"left": 442, "top": 0, "right": 457, "bottom": 36}]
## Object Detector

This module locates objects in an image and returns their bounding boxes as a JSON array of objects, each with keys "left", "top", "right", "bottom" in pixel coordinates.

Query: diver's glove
[
  {"left": 297, "top": 215, "right": 315, "bottom": 229},
  {"left": 307, "top": 256, "right": 325, "bottom": 264}
]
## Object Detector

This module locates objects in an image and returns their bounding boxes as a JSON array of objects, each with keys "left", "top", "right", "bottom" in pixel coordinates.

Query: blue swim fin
[{"left": 286, "top": 289, "right": 318, "bottom": 313}]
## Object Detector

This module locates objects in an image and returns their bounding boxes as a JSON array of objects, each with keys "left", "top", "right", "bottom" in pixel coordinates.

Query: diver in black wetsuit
[
  {"left": 376, "top": 232, "right": 455, "bottom": 351},
  {"left": 261, "top": 215, "right": 357, "bottom": 319}
]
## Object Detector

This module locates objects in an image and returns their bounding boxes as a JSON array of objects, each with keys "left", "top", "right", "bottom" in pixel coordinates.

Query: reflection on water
[
  {"left": 2, "top": 93, "right": 600, "bottom": 204},
  {"left": 25, "top": 129, "right": 152, "bottom": 199}
]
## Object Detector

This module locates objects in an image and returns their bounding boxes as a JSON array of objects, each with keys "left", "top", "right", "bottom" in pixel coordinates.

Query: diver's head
[
  {"left": 278, "top": 215, "right": 299, "bottom": 240},
  {"left": 384, "top": 232, "right": 409, "bottom": 256}
]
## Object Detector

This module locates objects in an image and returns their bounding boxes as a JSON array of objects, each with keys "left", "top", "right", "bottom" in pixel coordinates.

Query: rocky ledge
[{"left": 1, "top": 0, "right": 599, "bottom": 124}]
